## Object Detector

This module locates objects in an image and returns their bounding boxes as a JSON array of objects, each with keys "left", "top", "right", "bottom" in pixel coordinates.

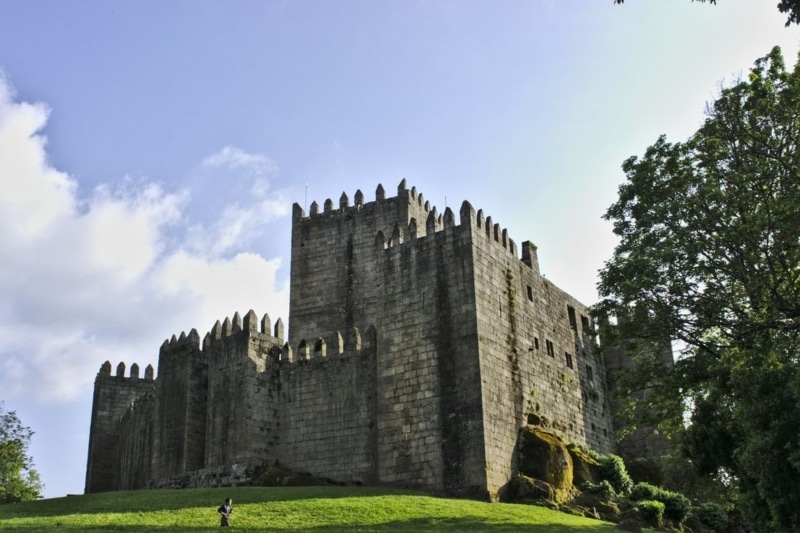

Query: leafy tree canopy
[
  {"left": 596, "top": 47, "right": 800, "bottom": 531},
  {"left": 613, "top": 0, "right": 800, "bottom": 27},
  {"left": 0, "top": 402, "right": 43, "bottom": 503}
]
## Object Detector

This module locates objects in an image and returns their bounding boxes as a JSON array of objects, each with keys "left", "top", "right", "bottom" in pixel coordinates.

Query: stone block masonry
[{"left": 86, "top": 180, "right": 664, "bottom": 500}]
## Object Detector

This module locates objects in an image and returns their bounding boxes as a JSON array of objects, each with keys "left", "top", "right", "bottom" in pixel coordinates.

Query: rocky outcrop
[{"left": 516, "top": 426, "right": 574, "bottom": 503}]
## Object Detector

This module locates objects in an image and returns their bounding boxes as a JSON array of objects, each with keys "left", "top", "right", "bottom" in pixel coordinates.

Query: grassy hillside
[{"left": 0, "top": 486, "right": 633, "bottom": 532}]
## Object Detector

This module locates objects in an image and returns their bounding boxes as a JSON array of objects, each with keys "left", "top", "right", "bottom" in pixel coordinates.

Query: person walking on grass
[{"left": 218, "top": 497, "right": 233, "bottom": 527}]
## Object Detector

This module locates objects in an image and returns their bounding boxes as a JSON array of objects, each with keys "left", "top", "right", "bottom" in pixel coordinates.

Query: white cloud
[
  {"left": 186, "top": 145, "right": 290, "bottom": 256},
  {"left": 0, "top": 79, "right": 75, "bottom": 242},
  {"left": 0, "top": 78, "right": 290, "bottom": 403},
  {"left": 202, "top": 145, "right": 278, "bottom": 176}
]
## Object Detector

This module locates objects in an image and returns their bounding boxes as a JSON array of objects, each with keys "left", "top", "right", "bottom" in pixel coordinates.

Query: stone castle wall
[
  {"left": 86, "top": 180, "right": 645, "bottom": 499},
  {"left": 277, "top": 326, "right": 379, "bottom": 483},
  {"left": 85, "top": 362, "right": 155, "bottom": 493}
]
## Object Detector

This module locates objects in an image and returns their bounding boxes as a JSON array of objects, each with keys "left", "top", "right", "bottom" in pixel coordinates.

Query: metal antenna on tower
[{"left": 304, "top": 183, "right": 308, "bottom": 212}]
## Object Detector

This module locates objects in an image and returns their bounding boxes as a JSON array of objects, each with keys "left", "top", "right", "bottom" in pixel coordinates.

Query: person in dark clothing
[{"left": 218, "top": 498, "right": 233, "bottom": 527}]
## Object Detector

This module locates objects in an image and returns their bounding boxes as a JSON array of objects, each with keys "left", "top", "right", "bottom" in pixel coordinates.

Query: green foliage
[
  {"left": 0, "top": 485, "right": 636, "bottom": 532},
  {"left": 589, "top": 451, "right": 633, "bottom": 495},
  {"left": 660, "top": 451, "right": 737, "bottom": 510},
  {"left": 580, "top": 480, "right": 617, "bottom": 500},
  {"left": 779, "top": 0, "right": 800, "bottom": 25},
  {"left": 629, "top": 482, "right": 691, "bottom": 525},
  {"left": 685, "top": 502, "right": 729, "bottom": 533},
  {"left": 635, "top": 500, "right": 665, "bottom": 528},
  {"left": 596, "top": 46, "right": 800, "bottom": 532},
  {"left": 0, "top": 402, "right": 43, "bottom": 504},
  {"left": 613, "top": 0, "right": 800, "bottom": 27}
]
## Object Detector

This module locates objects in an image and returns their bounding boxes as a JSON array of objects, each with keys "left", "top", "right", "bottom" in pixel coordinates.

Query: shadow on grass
[
  {"left": 0, "top": 516, "right": 622, "bottom": 532},
  {"left": 0, "top": 486, "right": 425, "bottom": 518}
]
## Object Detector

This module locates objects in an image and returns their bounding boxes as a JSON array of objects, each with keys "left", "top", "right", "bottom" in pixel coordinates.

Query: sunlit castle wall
[{"left": 462, "top": 202, "right": 616, "bottom": 494}]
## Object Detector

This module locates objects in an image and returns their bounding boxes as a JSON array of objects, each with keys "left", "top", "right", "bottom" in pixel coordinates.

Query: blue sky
[{"left": 0, "top": 1, "right": 797, "bottom": 499}]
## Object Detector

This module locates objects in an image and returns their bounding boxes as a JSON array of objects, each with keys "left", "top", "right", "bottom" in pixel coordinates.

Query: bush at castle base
[
  {"left": 517, "top": 426, "right": 573, "bottom": 503},
  {"left": 588, "top": 450, "right": 633, "bottom": 496},
  {"left": 685, "top": 502, "right": 729, "bottom": 533},
  {"left": 629, "top": 481, "right": 690, "bottom": 526},
  {"left": 634, "top": 500, "right": 665, "bottom": 529}
]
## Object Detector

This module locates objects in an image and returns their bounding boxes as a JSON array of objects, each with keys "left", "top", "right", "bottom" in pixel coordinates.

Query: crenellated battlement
[
  {"left": 293, "top": 179, "right": 437, "bottom": 224},
  {"left": 370, "top": 194, "right": 528, "bottom": 269},
  {"left": 154, "top": 308, "right": 378, "bottom": 370},
  {"left": 97, "top": 360, "right": 155, "bottom": 381},
  {"left": 155, "top": 310, "right": 285, "bottom": 355},
  {"left": 292, "top": 324, "right": 376, "bottom": 362},
  {"left": 295, "top": 180, "right": 524, "bottom": 265}
]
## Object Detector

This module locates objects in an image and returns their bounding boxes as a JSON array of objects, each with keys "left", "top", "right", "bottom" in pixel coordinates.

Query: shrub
[
  {"left": 630, "top": 481, "right": 660, "bottom": 501},
  {"left": 636, "top": 500, "right": 665, "bottom": 528},
  {"left": 686, "top": 502, "right": 728, "bottom": 532},
  {"left": 589, "top": 451, "right": 633, "bottom": 495},
  {"left": 629, "top": 482, "right": 691, "bottom": 525},
  {"left": 580, "top": 480, "right": 617, "bottom": 500}
]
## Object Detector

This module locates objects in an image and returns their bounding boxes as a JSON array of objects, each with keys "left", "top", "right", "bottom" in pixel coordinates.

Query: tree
[
  {"left": 0, "top": 402, "right": 43, "bottom": 503},
  {"left": 596, "top": 46, "right": 800, "bottom": 531},
  {"left": 613, "top": 0, "right": 800, "bottom": 27}
]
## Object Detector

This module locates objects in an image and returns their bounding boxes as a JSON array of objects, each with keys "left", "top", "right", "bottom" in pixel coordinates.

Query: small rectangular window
[
  {"left": 534, "top": 337, "right": 540, "bottom": 350},
  {"left": 567, "top": 306, "right": 577, "bottom": 331},
  {"left": 586, "top": 365, "right": 594, "bottom": 383},
  {"left": 581, "top": 315, "right": 590, "bottom": 332},
  {"left": 565, "top": 352, "right": 574, "bottom": 369},
  {"left": 527, "top": 285, "right": 533, "bottom": 301},
  {"left": 546, "top": 339, "right": 555, "bottom": 357}
]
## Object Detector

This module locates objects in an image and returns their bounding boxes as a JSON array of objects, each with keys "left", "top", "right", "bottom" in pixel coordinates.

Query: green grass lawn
[{"left": 0, "top": 486, "right": 633, "bottom": 532}]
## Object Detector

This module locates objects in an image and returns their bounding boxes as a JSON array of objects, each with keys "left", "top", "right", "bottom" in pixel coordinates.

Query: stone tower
[
  {"left": 85, "top": 361, "right": 155, "bottom": 493},
  {"left": 288, "top": 180, "right": 614, "bottom": 497}
]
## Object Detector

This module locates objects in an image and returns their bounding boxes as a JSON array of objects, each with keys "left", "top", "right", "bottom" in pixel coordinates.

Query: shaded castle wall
[
  {"left": 85, "top": 361, "right": 155, "bottom": 493},
  {"left": 118, "top": 394, "right": 155, "bottom": 490},
  {"left": 374, "top": 206, "right": 485, "bottom": 496},
  {"left": 276, "top": 326, "right": 379, "bottom": 484},
  {"left": 289, "top": 181, "right": 435, "bottom": 345},
  {"left": 291, "top": 181, "right": 487, "bottom": 496},
  {"left": 204, "top": 311, "right": 283, "bottom": 469},
  {"left": 601, "top": 316, "right": 673, "bottom": 462},
  {"left": 153, "top": 330, "right": 208, "bottom": 480}
]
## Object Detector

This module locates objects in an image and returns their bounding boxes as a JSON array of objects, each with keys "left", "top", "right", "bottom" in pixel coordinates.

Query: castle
[{"left": 85, "top": 180, "right": 654, "bottom": 500}]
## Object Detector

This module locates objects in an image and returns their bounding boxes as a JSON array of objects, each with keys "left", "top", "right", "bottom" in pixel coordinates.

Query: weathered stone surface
[
  {"left": 569, "top": 491, "right": 622, "bottom": 523},
  {"left": 626, "top": 457, "right": 663, "bottom": 486},
  {"left": 517, "top": 426, "right": 573, "bottom": 503},
  {"left": 250, "top": 466, "right": 337, "bottom": 487},
  {"left": 567, "top": 443, "right": 600, "bottom": 487},
  {"left": 505, "top": 474, "right": 555, "bottom": 504}
]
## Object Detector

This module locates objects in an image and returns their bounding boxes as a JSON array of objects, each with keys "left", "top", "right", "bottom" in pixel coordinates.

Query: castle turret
[
  {"left": 152, "top": 329, "right": 208, "bottom": 480},
  {"left": 85, "top": 361, "right": 155, "bottom": 493}
]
